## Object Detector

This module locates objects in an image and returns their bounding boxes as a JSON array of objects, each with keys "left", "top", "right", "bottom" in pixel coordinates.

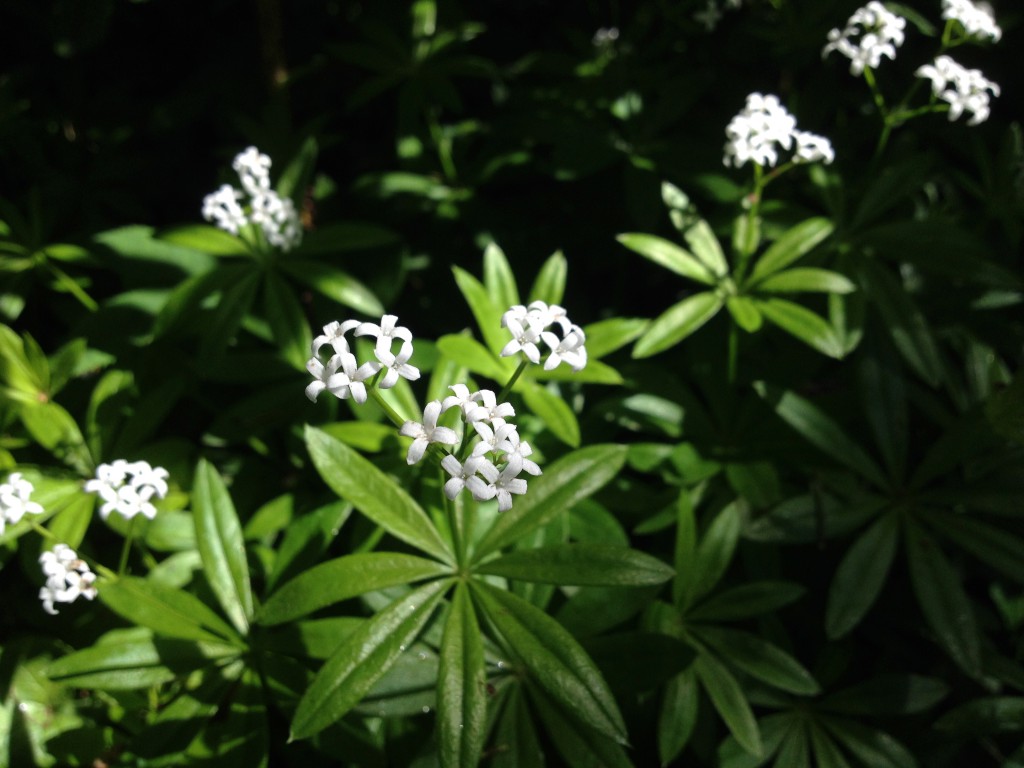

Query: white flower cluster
[
  {"left": 942, "top": 0, "right": 1001, "bottom": 41},
  {"left": 0, "top": 472, "right": 44, "bottom": 535},
  {"left": 723, "top": 93, "right": 835, "bottom": 169},
  {"left": 916, "top": 55, "right": 1000, "bottom": 125},
  {"left": 85, "top": 460, "right": 170, "bottom": 521},
  {"left": 401, "top": 385, "right": 541, "bottom": 512},
  {"left": 823, "top": 1, "right": 906, "bottom": 75},
  {"left": 500, "top": 301, "right": 588, "bottom": 371},
  {"left": 202, "top": 146, "right": 303, "bottom": 251},
  {"left": 39, "top": 544, "right": 97, "bottom": 615},
  {"left": 305, "top": 315, "right": 421, "bottom": 404}
]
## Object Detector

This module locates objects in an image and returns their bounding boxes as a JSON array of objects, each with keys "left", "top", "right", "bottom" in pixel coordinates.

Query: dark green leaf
[
  {"left": 529, "top": 683, "right": 635, "bottom": 768},
  {"left": 691, "top": 501, "right": 742, "bottom": 603},
  {"left": 821, "top": 674, "right": 949, "bottom": 716},
  {"left": 693, "top": 627, "right": 819, "bottom": 695},
  {"left": 658, "top": 667, "right": 699, "bottom": 765},
  {"left": 934, "top": 697, "right": 1024, "bottom": 734},
  {"left": 757, "top": 298, "right": 845, "bottom": 359},
  {"left": 263, "top": 271, "right": 312, "bottom": 371},
  {"left": 929, "top": 511, "right": 1024, "bottom": 583},
  {"left": 100, "top": 577, "right": 242, "bottom": 645},
  {"left": 279, "top": 259, "right": 384, "bottom": 316},
  {"left": 633, "top": 292, "right": 723, "bottom": 358},
  {"left": 819, "top": 717, "right": 917, "bottom": 768},
  {"left": 695, "top": 653, "right": 762, "bottom": 757},
  {"left": 826, "top": 513, "right": 899, "bottom": 638},
  {"left": 688, "top": 581, "right": 806, "bottom": 622},
  {"left": 478, "top": 543, "right": 673, "bottom": 586},
  {"left": 438, "top": 583, "right": 487, "bottom": 768}
]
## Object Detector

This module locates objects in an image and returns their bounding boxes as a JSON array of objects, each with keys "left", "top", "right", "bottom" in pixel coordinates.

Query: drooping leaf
[{"left": 691, "top": 627, "right": 820, "bottom": 695}]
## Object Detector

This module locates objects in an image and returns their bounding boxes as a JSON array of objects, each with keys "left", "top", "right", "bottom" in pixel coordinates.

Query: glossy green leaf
[
  {"left": 752, "top": 268, "right": 855, "bottom": 294},
  {"left": 529, "top": 683, "right": 634, "bottom": 768},
  {"left": 717, "top": 713, "right": 790, "bottom": 768},
  {"left": 658, "top": 667, "right": 699, "bottom": 765},
  {"left": 266, "top": 500, "right": 351, "bottom": 591},
  {"left": 193, "top": 459, "right": 254, "bottom": 634},
  {"left": 100, "top": 576, "right": 242, "bottom": 645},
  {"left": 305, "top": 425, "right": 453, "bottom": 562},
  {"left": 672, "top": 490, "right": 698, "bottom": 609},
  {"left": 691, "top": 501, "right": 742, "bottom": 602},
  {"left": 727, "top": 295, "right": 763, "bottom": 332},
  {"left": 695, "top": 653, "right": 762, "bottom": 757},
  {"left": 436, "top": 333, "right": 511, "bottom": 382},
  {"left": 733, "top": 212, "right": 762, "bottom": 260},
  {"left": 259, "top": 552, "right": 449, "bottom": 625},
  {"left": 279, "top": 258, "right": 384, "bottom": 316},
  {"left": 688, "top": 581, "right": 805, "bottom": 622},
  {"left": 492, "top": 685, "right": 545, "bottom": 768},
  {"left": 773, "top": 721, "right": 811, "bottom": 768},
  {"left": 452, "top": 265, "right": 506, "bottom": 355},
  {"left": 263, "top": 270, "right": 312, "bottom": 371},
  {"left": 290, "top": 579, "right": 451, "bottom": 740},
  {"left": 826, "top": 513, "right": 899, "bottom": 638},
  {"left": 96, "top": 225, "right": 216, "bottom": 275},
  {"left": 520, "top": 381, "right": 580, "bottom": 447},
  {"left": 616, "top": 233, "right": 716, "bottom": 285},
  {"left": 478, "top": 543, "right": 674, "bottom": 586},
  {"left": 633, "top": 292, "right": 723, "bottom": 358},
  {"left": 529, "top": 251, "right": 567, "bottom": 306},
  {"left": 483, "top": 242, "right": 520, "bottom": 311},
  {"left": 474, "top": 444, "right": 627, "bottom": 559},
  {"left": 438, "top": 582, "right": 487, "bottom": 768},
  {"left": 472, "top": 581, "right": 627, "bottom": 745},
  {"left": 684, "top": 220, "right": 729, "bottom": 277},
  {"left": 906, "top": 523, "right": 981, "bottom": 677},
  {"left": 693, "top": 627, "right": 819, "bottom": 695},
  {"left": 19, "top": 401, "right": 91, "bottom": 473},
  {"left": 198, "top": 270, "right": 261, "bottom": 363},
  {"left": 822, "top": 674, "right": 948, "bottom": 716},
  {"left": 757, "top": 298, "right": 845, "bottom": 359},
  {"left": 750, "top": 217, "right": 834, "bottom": 280},
  {"left": 158, "top": 225, "right": 248, "bottom": 256},
  {"left": 583, "top": 317, "right": 648, "bottom": 358}
]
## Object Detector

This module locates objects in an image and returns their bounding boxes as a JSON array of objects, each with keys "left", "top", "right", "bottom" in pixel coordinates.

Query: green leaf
[
  {"left": 752, "top": 268, "right": 855, "bottom": 294},
  {"left": 695, "top": 653, "right": 762, "bottom": 757},
  {"left": 672, "top": 491, "right": 697, "bottom": 609},
  {"left": 452, "top": 265, "right": 506, "bottom": 355},
  {"left": 808, "top": 723, "right": 853, "bottom": 768},
  {"left": 96, "top": 225, "right": 216, "bottom": 276},
  {"left": 733, "top": 213, "right": 761, "bottom": 260},
  {"left": 906, "top": 522, "right": 981, "bottom": 677},
  {"left": 263, "top": 271, "right": 312, "bottom": 371},
  {"left": 198, "top": 270, "right": 261, "bottom": 363},
  {"left": 691, "top": 501, "right": 742, "bottom": 603},
  {"left": 19, "top": 401, "right": 92, "bottom": 473},
  {"left": 478, "top": 543, "right": 674, "bottom": 586},
  {"left": 688, "top": 581, "right": 805, "bottom": 622},
  {"left": 819, "top": 718, "right": 917, "bottom": 768},
  {"left": 266, "top": 500, "right": 351, "bottom": 591},
  {"left": 582, "top": 317, "right": 648, "bottom": 358},
  {"left": 717, "top": 713, "right": 791, "bottom": 768},
  {"left": 438, "top": 582, "right": 487, "bottom": 768},
  {"left": 305, "top": 426, "right": 453, "bottom": 562},
  {"left": 491, "top": 685, "right": 545, "bottom": 768},
  {"left": 472, "top": 581, "right": 627, "bottom": 744},
  {"left": 757, "top": 298, "right": 845, "bottom": 358},
  {"left": 692, "top": 627, "right": 819, "bottom": 695},
  {"left": 616, "top": 233, "right": 716, "bottom": 285},
  {"left": 684, "top": 220, "right": 729, "bottom": 277},
  {"left": 100, "top": 577, "right": 242, "bottom": 645},
  {"left": 278, "top": 258, "right": 384, "bottom": 316},
  {"left": 826, "top": 513, "right": 899, "bottom": 638},
  {"left": 259, "top": 552, "right": 450, "bottom": 625},
  {"left": 726, "top": 296, "right": 763, "bottom": 332},
  {"left": 935, "top": 697, "right": 1024, "bottom": 734},
  {"left": 290, "top": 579, "right": 450, "bottom": 740},
  {"left": 529, "top": 251, "right": 567, "bottom": 306},
  {"left": 754, "top": 383, "right": 888, "bottom": 489},
  {"left": 193, "top": 459, "right": 254, "bottom": 635},
  {"left": 529, "top": 683, "right": 635, "bottom": 768},
  {"left": 520, "top": 381, "right": 580, "bottom": 447},
  {"left": 929, "top": 511, "right": 1024, "bottom": 584},
  {"left": 483, "top": 242, "right": 520, "bottom": 311},
  {"left": 859, "top": 339, "right": 908, "bottom": 480},
  {"left": 158, "top": 225, "right": 248, "bottom": 256},
  {"left": 659, "top": 668, "right": 699, "bottom": 765},
  {"left": 277, "top": 135, "right": 318, "bottom": 201},
  {"left": 749, "top": 218, "right": 834, "bottom": 280},
  {"left": 821, "top": 674, "right": 949, "bottom": 716},
  {"left": 632, "top": 292, "right": 723, "bottom": 358},
  {"left": 474, "top": 444, "right": 627, "bottom": 560},
  {"left": 436, "top": 333, "right": 511, "bottom": 381}
]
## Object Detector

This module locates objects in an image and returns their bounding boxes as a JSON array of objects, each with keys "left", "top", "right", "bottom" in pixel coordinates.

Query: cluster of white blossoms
[
  {"left": 39, "top": 544, "right": 98, "bottom": 615},
  {"left": 305, "top": 314, "right": 421, "bottom": 404},
  {"left": 84, "top": 460, "right": 170, "bottom": 521},
  {"left": 942, "top": 0, "right": 1001, "bottom": 41},
  {"left": 916, "top": 55, "right": 1001, "bottom": 125},
  {"left": 822, "top": 1, "right": 906, "bottom": 75},
  {"left": 202, "top": 146, "right": 303, "bottom": 251},
  {"left": 499, "top": 301, "right": 588, "bottom": 371},
  {"left": 723, "top": 93, "right": 835, "bottom": 169},
  {"left": 402, "top": 386, "right": 541, "bottom": 512},
  {"left": 0, "top": 472, "right": 44, "bottom": 535}
]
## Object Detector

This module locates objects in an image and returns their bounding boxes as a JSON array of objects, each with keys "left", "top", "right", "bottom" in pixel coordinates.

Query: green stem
[
  {"left": 733, "top": 164, "right": 765, "bottom": 283},
  {"left": 727, "top": 321, "right": 739, "bottom": 385},
  {"left": 496, "top": 359, "right": 530, "bottom": 405},
  {"left": 441, "top": 466, "right": 464, "bottom": 566},
  {"left": 118, "top": 516, "right": 137, "bottom": 576}
]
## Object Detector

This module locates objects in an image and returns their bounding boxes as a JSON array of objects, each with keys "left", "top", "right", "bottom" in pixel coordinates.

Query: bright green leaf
[
  {"left": 750, "top": 218, "right": 834, "bottom": 280},
  {"left": 633, "top": 292, "right": 723, "bottom": 358},
  {"left": 616, "top": 233, "right": 716, "bottom": 285}
]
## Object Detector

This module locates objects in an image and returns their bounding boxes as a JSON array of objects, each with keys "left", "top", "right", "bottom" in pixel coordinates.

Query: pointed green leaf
[
  {"left": 582, "top": 317, "right": 648, "bottom": 358},
  {"left": 158, "top": 225, "right": 248, "bottom": 256},
  {"left": 491, "top": 685, "right": 545, "bottom": 768},
  {"left": 452, "top": 265, "right": 506, "bottom": 355},
  {"left": 633, "top": 292, "right": 723, "bottom": 358},
  {"left": 672, "top": 491, "right": 698, "bottom": 609},
  {"left": 691, "top": 501, "right": 742, "bottom": 602},
  {"left": 529, "top": 251, "right": 567, "bottom": 306},
  {"left": 263, "top": 271, "right": 312, "bottom": 371},
  {"left": 279, "top": 258, "right": 384, "bottom": 316},
  {"left": 692, "top": 627, "right": 820, "bottom": 695},
  {"left": 750, "top": 218, "right": 834, "bottom": 280},
  {"left": 809, "top": 724, "right": 853, "bottom": 768},
  {"left": 752, "top": 268, "right": 855, "bottom": 294},
  {"left": 483, "top": 242, "right": 520, "bottom": 311},
  {"left": 305, "top": 425, "right": 453, "bottom": 562},
  {"left": 826, "top": 513, "right": 899, "bottom": 638},
  {"left": 436, "top": 333, "right": 512, "bottom": 381},
  {"left": 520, "top": 381, "right": 580, "bottom": 447},
  {"left": 616, "top": 233, "right": 716, "bottom": 285},
  {"left": 472, "top": 581, "right": 627, "bottom": 744},
  {"left": 477, "top": 543, "right": 674, "bottom": 586},
  {"left": 438, "top": 582, "right": 487, "bottom": 768},
  {"left": 727, "top": 296, "right": 763, "bottom": 332},
  {"left": 757, "top": 298, "right": 845, "bottom": 358},
  {"left": 819, "top": 717, "right": 917, "bottom": 768},
  {"left": 290, "top": 579, "right": 451, "bottom": 740},
  {"left": 198, "top": 270, "right": 261, "bottom": 363},
  {"left": 689, "top": 581, "right": 805, "bottom": 622},
  {"left": 935, "top": 697, "right": 1024, "bottom": 735},
  {"left": 529, "top": 683, "right": 635, "bottom": 768},
  {"left": 193, "top": 459, "right": 254, "bottom": 634},
  {"left": 930, "top": 512, "right": 1024, "bottom": 583},
  {"left": 658, "top": 667, "right": 699, "bottom": 765},
  {"left": 684, "top": 220, "right": 729, "bottom": 277},
  {"left": 259, "top": 552, "right": 450, "bottom": 625},
  {"left": 474, "top": 444, "right": 627, "bottom": 560},
  {"left": 695, "top": 653, "right": 762, "bottom": 757},
  {"left": 821, "top": 674, "right": 948, "bottom": 716}
]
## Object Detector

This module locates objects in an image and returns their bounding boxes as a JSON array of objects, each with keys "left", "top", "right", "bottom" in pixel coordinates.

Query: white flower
[
  {"left": 500, "top": 316, "right": 543, "bottom": 363},
  {"left": 1, "top": 472, "right": 44, "bottom": 532},
  {"left": 496, "top": 431, "right": 543, "bottom": 477},
  {"left": 471, "top": 418, "right": 520, "bottom": 457},
  {"left": 250, "top": 190, "right": 302, "bottom": 252},
  {"left": 942, "top": 0, "right": 1001, "bottom": 41},
  {"left": 399, "top": 401, "right": 459, "bottom": 464},
  {"left": 373, "top": 341, "right": 421, "bottom": 389},
  {"left": 201, "top": 185, "right": 247, "bottom": 235},
  {"left": 500, "top": 300, "right": 588, "bottom": 370},
  {"left": 311, "top": 319, "right": 361, "bottom": 358},
  {"left": 85, "top": 460, "right": 169, "bottom": 521},
  {"left": 541, "top": 324, "right": 588, "bottom": 371},
  {"left": 305, "top": 351, "right": 372, "bottom": 404},
  {"left": 441, "top": 384, "right": 478, "bottom": 415},
  {"left": 723, "top": 93, "right": 797, "bottom": 168},
  {"left": 441, "top": 455, "right": 499, "bottom": 501},
  {"left": 355, "top": 314, "right": 413, "bottom": 352},
  {"left": 489, "top": 455, "right": 529, "bottom": 512},
  {"left": 232, "top": 146, "right": 272, "bottom": 196},
  {"left": 823, "top": 1, "right": 906, "bottom": 75},
  {"left": 39, "top": 544, "right": 98, "bottom": 615},
  {"left": 792, "top": 131, "right": 836, "bottom": 164},
  {"left": 915, "top": 55, "right": 1000, "bottom": 125},
  {"left": 464, "top": 390, "right": 516, "bottom": 424}
]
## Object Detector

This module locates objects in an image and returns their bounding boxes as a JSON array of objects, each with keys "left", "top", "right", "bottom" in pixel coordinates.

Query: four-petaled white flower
[
  {"left": 305, "top": 352, "right": 372, "bottom": 404},
  {"left": 441, "top": 455, "right": 499, "bottom": 501},
  {"left": 496, "top": 430, "right": 543, "bottom": 477},
  {"left": 500, "top": 316, "right": 542, "bottom": 363},
  {"left": 500, "top": 301, "right": 589, "bottom": 371},
  {"left": 85, "top": 460, "right": 170, "bottom": 521},
  {"left": 201, "top": 185, "right": 247, "bottom": 235},
  {"left": 465, "top": 389, "right": 516, "bottom": 424},
  {"left": 372, "top": 341, "right": 421, "bottom": 388},
  {"left": 355, "top": 314, "right": 413, "bottom": 353},
  {"left": 492, "top": 455, "right": 529, "bottom": 512},
  {"left": 793, "top": 131, "right": 836, "bottom": 164},
  {"left": 0, "top": 472, "right": 44, "bottom": 534},
  {"left": 823, "top": 1, "right": 906, "bottom": 76},
  {"left": 311, "top": 319, "right": 361, "bottom": 358},
  {"left": 942, "top": 0, "right": 1001, "bottom": 42},
  {"left": 541, "top": 324, "right": 588, "bottom": 371},
  {"left": 471, "top": 418, "right": 519, "bottom": 457},
  {"left": 39, "top": 543, "right": 98, "bottom": 615},
  {"left": 441, "top": 384, "right": 478, "bottom": 415},
  {"left": 400, "top": 401, "right": 460, "bottom": 464},
  {"left": 915, "top": 55, "right": 1000, "bottom": 125},
  {"left": 232, "top": 146, "right": 272, "bottom": 196}
]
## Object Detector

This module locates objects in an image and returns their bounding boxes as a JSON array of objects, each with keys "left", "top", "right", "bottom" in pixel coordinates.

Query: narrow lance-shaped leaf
[
  {"left": 483, "top": 242, "right": 520, "bottom": 312},
  {"left": 691, "top": 501, "right": 742, "bottom": 603},
  {"left": 452, "top": 266, "right": 506, "bottom": 355},
  {"left": 756, "top": 298, "right": 845, "bottom": 359},
  {"left": 751, "top": 268, "right": 855, "bottom": 294},
  {"left": 684, "top": 219, "right": 729, "bottom": 278},
  {"left": 477, "top": 543, "right": 674, "bottom": 586},
  {"left": 749, "top": 217, "right": 834, "bottom": 280},
  {"left": 529, "top": 251, "right": 567, "bottom": 306},
  {"left": 290, "top": 579, "right": 451, "bottom": 740},
  {"left": 521, "top": 381, "right": 580, "bottom": 447},
  {"left": 616, "top": 233, "right": 717, "bottom": 285},
  {"left": 438, "top": 582, "right": 487, "bottom": 768},
  {"left": 193, "top": 459, "right": 254, "bottom": 634},
  {"left": 633, "top": 292, "right": 724, "bottom": 359},
  {"left": 826, "top": 513, "right": 899, "bottom": 638},
  {"left": 694, "top": 653, "right": 762, "bottom": 757},
  {"left": 691, "top": 626, "right": 820, "bottom": 695},
  {"left": 659, "top": 667, "right": 699, "bottom": 765}
]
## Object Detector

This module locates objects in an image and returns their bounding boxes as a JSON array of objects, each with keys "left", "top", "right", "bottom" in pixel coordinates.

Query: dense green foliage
[{"left": 1, "top": 0, "right": 1023, "bottom": 766}]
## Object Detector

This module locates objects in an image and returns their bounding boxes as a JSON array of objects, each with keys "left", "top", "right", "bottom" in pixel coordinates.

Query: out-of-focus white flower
[
  {"left": 250, "top": 190, "right": 302, "bottom": 252},
  {"left": 85, "top": 460, "right": 169, "bottom": 521},
  {"left": 724, "top": 93, "right": 835, "bottom": 169},
  {"left": 1, "top": 472, "right": 44, "bottom": 533},
  {"left": 232, "top": 146, "right": 272, "bottom": 196},
  {"left": 916, "top": 55, "right": 1000, "bottom": 125},
  {"left": 823, "top": 1, "right": 906, "bottom": 75},
  {"left": 592, "top": 27, "right": 620, "bottom": 46},
  {"left": 792, "top": 131, "right": 836, "bottom": 164},
  {"left": 399, "top": 401, "right": 460, "bottom": 464},
  {"left": 942, "top": 0, "right": 1001, "bottom": 41},
  {"left": 500, "top": 300, "right": 588, "bottom": 370},
  {"left": 305, "top": 352, "right": 372, "bottom": 404},
  {"left": 201, "top": 185, "right": 247, "bottom": 235},
  {"left": 39, "top": 544, "right": 98, "bottom": 615}
]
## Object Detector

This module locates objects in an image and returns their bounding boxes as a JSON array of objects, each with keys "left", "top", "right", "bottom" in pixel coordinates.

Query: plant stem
[
  {"left": 118, "top": 516, "right": 137, "bottom": 575},
  {"left": 496, "top": 359, "right": 530, "bottom": 404},
  {"left": 727, "top": 321, "right": 739, "bottom": 385}
]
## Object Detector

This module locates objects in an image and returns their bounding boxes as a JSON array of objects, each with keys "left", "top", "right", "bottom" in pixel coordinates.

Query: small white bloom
[
  {"left": 792, "top": 131, "right": 836, "bottom": 164},
  {"left": 201, "top": 184, "right": 248, "bottom": 235},
  {"left": 464, "top": 390, "right": 516, "bottom": 424},
  {"left": 471, "top": 418, "right": 520, "bottom": 458},
  {"left": 915, "top": 55, "right": 1000, "bottom": 125},
  {"left": 355, "top": 314, "right": 413, "bottom": 352},
  {"left": 500, "top": 316, "right": 543, "bottom": 363},
  {"left": 723, "top": 93, "right": 797, "bottom": 168},
  {"left": 441, "top": 384, "right": 478, "bottom": 415},
  {"left": 541, "top": 324, "right": 588, "bottom": 371},
  {"left": 85, "top": 460, "right": 169, "bottom": 521},
  {"left": 497, "top": 431, "right": 543, "bottom": 477},
  {"left": 311, "top": 319, "right": 361, "bottom": 358},
  {"left": 399, "top": 401, "right": 459, "bottom": 464},
  {"left": 250, "top": 190, "right": 302, "bottom": 252},
  {"left": 39, "top": 544, "right": 98, "bottom": 615},
  {"left": 232, "top": 146, "right": 272, "bottom": 197},
  {"left": 441, "top": 455, "right": 499, "bottom": 501},
  {"left": 489, "top": 455, "right": 529, "bottom": 512},
  {"left": 305, "top": 352, "right": 371, "bottom": 404},
  {"left": 942, "top": 0, "right": 1001, "bottom": 41},
  {"left": 0, "top": 472, "right": 44, "bottom": 531},
  {"left": 823, "top": 1, "right": 906, "bottom": 75},
  {"left": 374, "top": 341, "right": 421, "bottom": 389}
]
